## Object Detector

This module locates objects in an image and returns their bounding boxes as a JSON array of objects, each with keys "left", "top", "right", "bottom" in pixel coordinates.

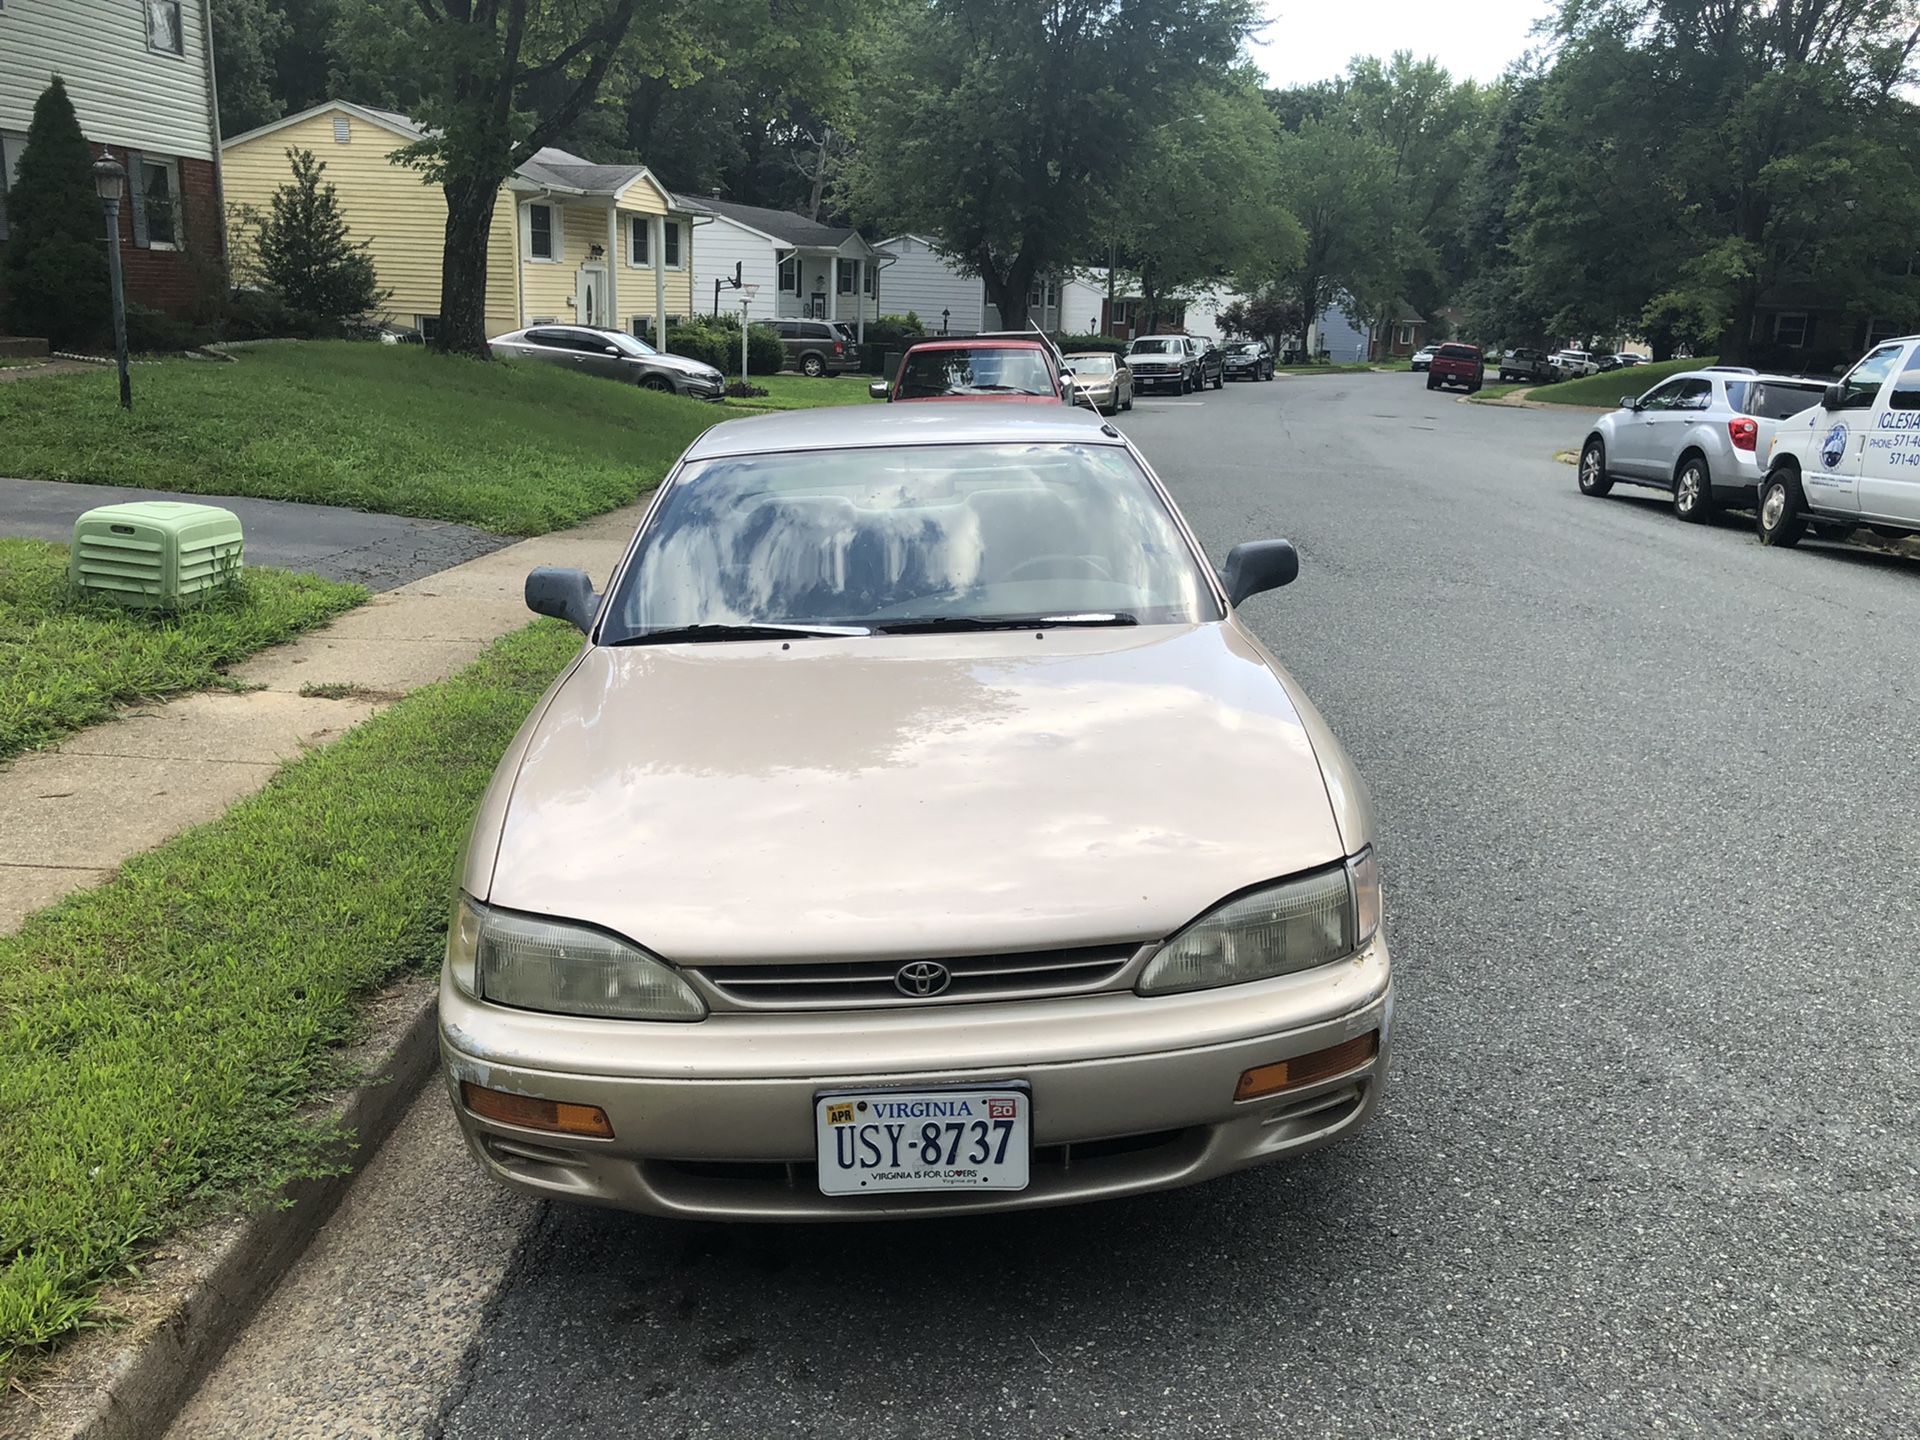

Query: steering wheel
[{"left": 1006, "top": 553, "right": 1113, "bottom": 581}]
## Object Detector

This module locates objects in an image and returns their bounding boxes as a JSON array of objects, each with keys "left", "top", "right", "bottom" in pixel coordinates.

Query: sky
[{"left": 1250, "top": 1, "right": 1558, "bottom": 89}]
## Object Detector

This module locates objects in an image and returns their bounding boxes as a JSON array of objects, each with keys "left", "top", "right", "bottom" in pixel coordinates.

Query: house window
[
  {"left": 863, "top": 264, "right": 874, "bottom": 295},
  {"left": 838, "top": 259, "right": 859, "bottom": 295},
  {"left": 1864, "top": 316, "right": 1901, "bottom": 350},
  {"left": 628, "top": 215, "right": 648, "bottom": 265},
  {"left": 779, "top": 256, "right": 799, "bottom": 294},
  {"left": 416, "top": 315, "right": 441, "bottom": 343},
  {"left": 0, "top": 132, "right": 23, "bottom": 242},
  {"left": 333, "top": 117, "right": 350, "bottom": 144},
  {"left": 528, "top": 203, "right": 554, "bottom": 260},
  {"left": 146, "top": 0, "right": 185, "bottom": 55},
  {"left": 1396, "top": 324, "right": 1413, "bottom": 347},
  {"left": 1773, "top": 312, "right": 1809, "bottom": 348},
  {"left": 141, "top": 157, "right": 181, "bottom": 248},
  {"left": 662, "top": 220, "right": 681, "bottom": 268}
]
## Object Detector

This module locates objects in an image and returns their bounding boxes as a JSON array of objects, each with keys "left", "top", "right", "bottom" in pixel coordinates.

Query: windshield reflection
[{"left": 602, "top": 443, "right": 1220, "bottom": 640}]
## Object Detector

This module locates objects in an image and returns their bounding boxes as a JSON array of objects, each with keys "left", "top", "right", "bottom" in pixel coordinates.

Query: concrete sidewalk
[
  {"left": 0, "top": 501, "right": 643, "bottom": 934},
  {"left": 0, "top": 476, "right": 509, "bottom": 591}
]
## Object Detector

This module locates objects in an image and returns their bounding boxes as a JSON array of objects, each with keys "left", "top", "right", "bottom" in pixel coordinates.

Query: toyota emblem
[{"left": 894, "top": 960, "right": 951, "bottom": 997}]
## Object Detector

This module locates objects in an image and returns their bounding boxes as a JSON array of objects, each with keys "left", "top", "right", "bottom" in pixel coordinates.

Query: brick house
[{"left": 0, "top": 0, "right": 226, "bottom": 320}]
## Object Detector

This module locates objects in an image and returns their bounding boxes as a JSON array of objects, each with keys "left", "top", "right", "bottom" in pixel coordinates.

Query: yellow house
[{"left": 220, "top": 100, "right": 699, "bottom": 341}]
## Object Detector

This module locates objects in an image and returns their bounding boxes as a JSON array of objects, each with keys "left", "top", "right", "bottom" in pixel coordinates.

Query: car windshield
[
  {"left": 601, "top": 443, "right": 1222, "bottom": 639},
  {"left": 1229, "top": 343, "right": 1259, "bottom": 354},
  {"left": 1067, "top": 355, "right": 1116, "bottom": 375},
  {"left": 601, "top": 332, "right": 654, "bottom": 356},
  {"left": 1728, "top": 380, "right": 1826, "bottom": 420},
  {"left": 896, "top": 347, "right": 1055, "bottom": 398},
  {"left": 1128, "top": 339, "right": 1181, "bottom": 355}
]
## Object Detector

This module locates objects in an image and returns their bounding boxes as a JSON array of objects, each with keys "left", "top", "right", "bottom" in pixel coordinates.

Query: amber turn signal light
[
  {"left": 460, "top": 1081, "right": 614, "bottom": 1139},
  {"left": 1234, "top": 1031, "right": 1379, "bottom": 1102}
]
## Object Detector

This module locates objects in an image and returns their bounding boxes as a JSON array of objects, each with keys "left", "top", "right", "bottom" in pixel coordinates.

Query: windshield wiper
[
  {"left": 875, "top": 613, "right": 1138, "bottom": 635},
  {"left": 607, "top": 622, "right": 871, "bottom": 646}
]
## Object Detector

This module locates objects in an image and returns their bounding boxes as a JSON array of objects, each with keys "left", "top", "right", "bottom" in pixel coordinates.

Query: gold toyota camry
[{"left": 440, "top": 403, "right": 1392, "bottom": 1219}]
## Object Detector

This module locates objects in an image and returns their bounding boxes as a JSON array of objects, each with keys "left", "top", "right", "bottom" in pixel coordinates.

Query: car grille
[{"left": 693, "top": 944, "right": 1140, "bottom": 1010}]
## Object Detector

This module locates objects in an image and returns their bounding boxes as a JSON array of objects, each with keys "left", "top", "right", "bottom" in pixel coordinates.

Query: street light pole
[{"left": 92, "top": 152, "right": 132, "bottom": 411}]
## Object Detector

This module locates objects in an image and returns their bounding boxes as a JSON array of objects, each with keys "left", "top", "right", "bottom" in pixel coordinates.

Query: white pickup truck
[{"left": 1758, "top": 335, "right": 1920, "bottom": 548}]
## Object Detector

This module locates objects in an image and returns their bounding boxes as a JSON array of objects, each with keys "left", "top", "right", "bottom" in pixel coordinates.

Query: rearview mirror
[
  {"left": 868, "top": 380, "right": 891, "bottom": 400},
  {"left": 525, "top": 566, "right": 600, "bottom": 634},
  {"left": 1221, "top": 539, "right": 1299, "bottom": 607},
  {"left": 1823, "top": 382, "right": 1845, "bottom": 409}
]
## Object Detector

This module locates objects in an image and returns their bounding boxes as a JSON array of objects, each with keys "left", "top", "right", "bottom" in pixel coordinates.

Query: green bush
[
  {"left": 124, "top": 302, "right": 216, "bottom": 354},
  {"left": 669, "top": 320, "right": 783, "bottom": 375},
  {"left": 1, "top": 79, "right": 110, "bottom": 349},
  {"left": 1054, "top": 332, "right": 1126, "bottom": 356},
  {"left": 665, "top": 323, "right": 731, "bottom": 372},
  {"left": 222, "top": 288, "right": 332, "bottom": 341},
  {"left": 862, "top": 313, "right": 930, "bottom": 372}
]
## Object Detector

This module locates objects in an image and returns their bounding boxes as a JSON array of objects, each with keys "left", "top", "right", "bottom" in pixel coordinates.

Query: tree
[
  {"left": 371, "top": 0, "right": 642, "bottom": 357},
  {"left": 1219, "top": 290, "right": 1303, "bottom": 349},
  {"left": 244, "top": 147, "right": 385, "bottom": 324},
  {"left": 1, "top": 79, "right": 110, "bottom": 349},
  {"left": 845, "top": 0, "right": 1259, "bottom": 329},
  {"left": 1264, "top": 114, "right": 1397, "bottom": 353},
  {"left": 213, "top": 0, "right": 292, "bottom": 136},
  {"left": 1113, "top": 78, "right": 1301, "bottom": 334}
]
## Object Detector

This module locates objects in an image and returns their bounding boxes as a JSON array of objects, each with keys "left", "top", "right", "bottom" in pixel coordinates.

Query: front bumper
[
  {"left": 439, "top": 937, "right": 1393, "bottom": 1220},
  {"left": 1131, "top": 369, "right": 1185, "bottom": 390}
]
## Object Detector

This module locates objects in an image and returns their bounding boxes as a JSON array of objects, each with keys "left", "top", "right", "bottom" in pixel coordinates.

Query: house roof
[
  {"left": 516, "top": 147, "right": 650, "bottom": 195},
  {"left": 1392, "top": 304, "right": 1428, "bottom": 325},
  {"left": 221, "top": 99, "right": 429, "bottom": 150},
  {"left": 687, "top": 196, "right": 869, "bottom": 250}
]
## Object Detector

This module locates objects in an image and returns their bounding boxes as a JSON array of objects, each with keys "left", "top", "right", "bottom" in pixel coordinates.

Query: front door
[
  {"left": 1856, "top": 341, "right": 1920, "bottom": 525},
  {"left": 576, "top": 265, "right": 607, "bottom": 328},
  {"left": 809, "top": 292, "right": 827, "bottom": 320}
]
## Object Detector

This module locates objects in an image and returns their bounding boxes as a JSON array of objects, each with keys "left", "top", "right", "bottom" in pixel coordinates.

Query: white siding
[
  {"left": 875, "top": 236, "right": 986, "bottom": 333},
  {"left": 688, "top": 215, "right": 782, "bottom": 323},
  {"left": 1182, "top": 286, "right": 1242, "bottom": 340},
  {"left": 1057, "top": 275, "right": 1107, "bottom": 336},
  {"left": 1, "top": 0, "right": 217, "bottom": 161}
]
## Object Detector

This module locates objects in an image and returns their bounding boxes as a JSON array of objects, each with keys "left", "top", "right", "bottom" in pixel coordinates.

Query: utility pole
[{"left": 92, "top": 153, "right": 133, "bottom": 411}]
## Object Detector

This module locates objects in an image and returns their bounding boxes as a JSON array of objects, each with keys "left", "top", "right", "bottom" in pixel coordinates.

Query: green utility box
[{"left": 70, "top": 501, "right": 245, "bottom": 609}]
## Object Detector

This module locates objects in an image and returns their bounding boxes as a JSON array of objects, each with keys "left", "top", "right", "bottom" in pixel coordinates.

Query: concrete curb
[{"left": 2, "top": 981, "right": 441, "bottom": 1440}]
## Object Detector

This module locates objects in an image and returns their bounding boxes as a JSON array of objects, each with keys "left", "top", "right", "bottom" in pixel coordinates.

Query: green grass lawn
[
  {"left": 1277, "top": 361, "right": 1381, "bottom": 376},
  {"left": 0, "top": 343, "right": 734, "bottom": 536},
  {"left": 1477, "top": 357, "right": 1715, "bottom": 406},
  {"left": 0, "top": 539, "right": 363, "bottom": 761},
  {"left": 723, "top": 374, "right": 883, "bottom": 412},
  {"left": 0, "top": 357, "right": 45, "bottom": 370},
  {"left": 0, "top": 620, "right": 580, "bottom": 1376}
]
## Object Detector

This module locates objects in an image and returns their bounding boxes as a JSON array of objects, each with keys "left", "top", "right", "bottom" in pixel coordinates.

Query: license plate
[{"left": 814, "top": 1085, "right": 1030, "bottom": 1196}]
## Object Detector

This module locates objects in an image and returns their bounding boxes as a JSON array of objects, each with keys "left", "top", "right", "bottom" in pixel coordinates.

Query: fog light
[
  {"left": 1233, "top": 1031, "right": 1379, "bottom": 1101},
  {"left": 460, "top": 1081, "right": 614, "bottom": 1139}
]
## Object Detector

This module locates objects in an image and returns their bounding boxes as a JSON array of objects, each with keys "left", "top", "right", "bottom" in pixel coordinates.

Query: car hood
[
  {"left": 486, "top": 624, "right": 1345, "bottom": 963},
  {"left": 641, "top": 351, "right": 719, "bottom": 377}
]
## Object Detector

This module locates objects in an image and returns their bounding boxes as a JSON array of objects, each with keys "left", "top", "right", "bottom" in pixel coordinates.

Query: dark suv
[
  {"left": 773, "top": 319, "right": 861, "bottom": 377},
  {"left": 1498, "top": 347, "right": 1556, "bottom": 384}
]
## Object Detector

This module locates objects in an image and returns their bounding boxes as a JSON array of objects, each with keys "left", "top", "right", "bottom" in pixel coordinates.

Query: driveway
[
  {"left": 173, "top": 374, "right": 1920, "bottom": 1439},
  {"left": 0, "top": 477, "right": 509, "bottom": 592}
]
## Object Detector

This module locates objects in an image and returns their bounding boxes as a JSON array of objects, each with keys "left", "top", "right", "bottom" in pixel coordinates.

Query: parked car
[
  {"left": 1617, "top": 354, "right": 1650, "bottom": 368},
  {"left": 1060, "top": 351, "right": 1133, "bottom": 414},
  {"left": 1551, "top": 349, "right": 1600, "bottom": 378},
  {"left": 1498, "top": 347, "right": 1557, "bottom": 384},
  {"left": 1576, "top": 368, "right": 1830, "bottom": 522},
  {"left": 1757, "top": 335, "right": 1920, "bottom": 548},
  {"left": 869, "top": 337, "right": 1065, "bottom": 403},
  {"left": 772, "top": 319, "right": 861, "bottom": 377},
  {"left": 1425, "top": 343, "right": 1484, "bottom": 394},
  {"left": 443, "top": 402, "right": 1392, "bottom": 1219},
  {"left": 1189, "top": 336, "right": 1226, "bottom": 390},
  {"left": 1409, "top": 345, "right": 1440, "bottom": 372},
  {"left": 490, "top": 325, "right": 725, "bottom": 399},
  {"left": 1593, "top": 354, "right": 1626, "bottom": 372},
  {"left": 1125, "top": 335, "right": 1201, "bottom": 394},
  {"left": 1223, "top": 340, "right": 1276, "bottom": 381}
]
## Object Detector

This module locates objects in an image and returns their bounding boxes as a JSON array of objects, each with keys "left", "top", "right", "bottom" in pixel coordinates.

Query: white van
[{"left": 1759, "top": 336, "right": 1920, "bottom": 547}]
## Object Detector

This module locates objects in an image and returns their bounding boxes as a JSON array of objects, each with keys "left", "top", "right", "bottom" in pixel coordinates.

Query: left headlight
[
  {"left": 446, "top": 893, "right": 706, "bottom": 1021},
  {"left": 1136, "top": 849, "right": 1380, "bottom": 997}
]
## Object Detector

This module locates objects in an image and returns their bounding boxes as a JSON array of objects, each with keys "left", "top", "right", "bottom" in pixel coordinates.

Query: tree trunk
[
  {"left": 805, "top": 128, "right": 832, "bottom": 222},
  {"left": 1717, "top": 292, "right": 1758, "bottom": 365},
  {"left": 981, "top": 256, "right": 1035, "bottom": 330},
  {"left": 438, "top": 177, "right": 499, "bottom": 359}
]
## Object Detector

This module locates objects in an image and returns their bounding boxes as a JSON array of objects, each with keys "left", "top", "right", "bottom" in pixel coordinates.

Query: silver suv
[{"left": 1576, "top": 369, "right": 1828, "bottom": 522}]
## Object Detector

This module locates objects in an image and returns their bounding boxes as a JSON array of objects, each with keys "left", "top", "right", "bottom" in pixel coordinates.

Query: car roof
[
  {"left": 1060, "top": 350, "right": 1116, "bottom": 359},
  {"left": 681, "top": 400, "right": 1123, "bottom": 460},
  {"left": 904, "top": 337, "right": 1044, "bottom": 352}
]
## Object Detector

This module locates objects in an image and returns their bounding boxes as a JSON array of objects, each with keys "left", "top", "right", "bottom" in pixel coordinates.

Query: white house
[
  {"left": 875, "top": 235, "right": 1106, "bottom": 335},
  {"left": 683, "top": 196, "right": 889, "bottom": 338},
  {"left": 1, "top": 0, "right": 225, "bottom": 317}
]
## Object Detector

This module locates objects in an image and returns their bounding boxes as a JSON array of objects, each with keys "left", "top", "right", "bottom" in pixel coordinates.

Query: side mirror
[
  {"left": 1823, "top": 382, "right": 1845, "bottom": 409},
  {"left": 525, "top": 566, "right": 599, "bottom": 634},
  {"left": 868, "top": 380, "right": 891, "bottom": 401},
  {"left": 1221, "top": 539, "right": 1299, "bottom": 607},
  {"left": 1622, "top": 396, "right": 1639, "bottom": 411},
  {"left": 605, "top": 346, "right": 621, "bottom": 356}
]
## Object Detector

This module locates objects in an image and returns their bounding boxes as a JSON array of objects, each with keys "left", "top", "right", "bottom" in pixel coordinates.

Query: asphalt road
[
  {"left": 0, "top": 476, "right": 507, "bottom": 591},
  {"left": 178, "top": 374, "right": 1920, "bottom": 1439}
]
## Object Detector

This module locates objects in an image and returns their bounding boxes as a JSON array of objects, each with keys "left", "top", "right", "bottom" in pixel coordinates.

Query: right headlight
[
  {"left": 445, "top": 893, "right": 706, "bottom": 1021},
  {"left": 1136, "top": 849, "right": 1380, "bottom": 997}
]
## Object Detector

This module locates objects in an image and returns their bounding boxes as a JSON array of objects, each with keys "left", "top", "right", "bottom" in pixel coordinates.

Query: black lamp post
[{"left": 91, "top": 152, "right": 132, "bottom": 411}]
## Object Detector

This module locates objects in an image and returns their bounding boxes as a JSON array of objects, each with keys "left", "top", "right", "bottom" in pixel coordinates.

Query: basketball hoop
[{"left": 742, "top": 283, "right": 761, "bottom": 302}]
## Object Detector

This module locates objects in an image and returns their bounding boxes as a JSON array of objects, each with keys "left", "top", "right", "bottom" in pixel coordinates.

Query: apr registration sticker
[{"left": 814, "top": 1085, "right": 1031, "bottom": 1196}]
